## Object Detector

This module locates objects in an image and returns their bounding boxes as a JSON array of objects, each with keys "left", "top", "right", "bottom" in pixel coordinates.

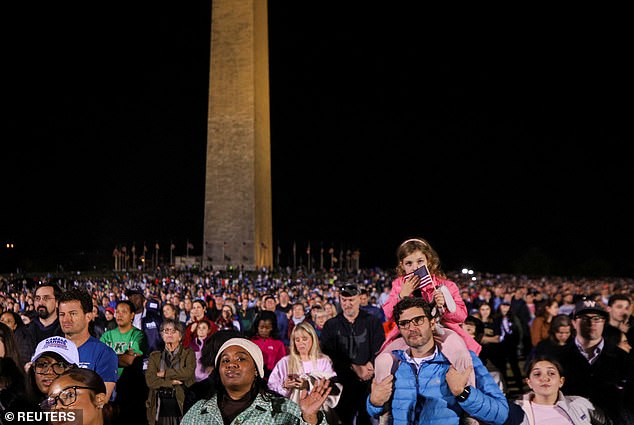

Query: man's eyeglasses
[
  {"left": 34, "top": 296, "right": 55, "bottom": 302},
  {"left": 397, "top": 315, "right": 427, "bottom": 330},
  {"left": 578, "top": 315, "right": 605, "bottom": 323},
  {"left": 33, "top": 361, "right": 72, "bottom": 375},
  {"left": 40, "top": 386, "right": 98, "bottom": 410},
  {"left": 161, "top": 328, "right": 179, "bottom": 334}
]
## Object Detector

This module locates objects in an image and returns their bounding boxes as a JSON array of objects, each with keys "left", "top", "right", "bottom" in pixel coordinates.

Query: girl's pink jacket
[{"left": 381, "top": 275, "right": 481, "bottom": 355}]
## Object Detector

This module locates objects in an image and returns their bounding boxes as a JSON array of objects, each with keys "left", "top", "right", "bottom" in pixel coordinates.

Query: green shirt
[{"left": 100, "top": 326, "right": 148, "bottom": 376}]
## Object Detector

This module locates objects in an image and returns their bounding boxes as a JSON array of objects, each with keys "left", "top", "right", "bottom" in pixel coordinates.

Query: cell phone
[{"left": 329, "top": 382, "right": 341, "bottom": 396}]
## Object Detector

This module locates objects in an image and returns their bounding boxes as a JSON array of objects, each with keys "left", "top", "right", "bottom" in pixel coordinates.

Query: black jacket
[
  {"left": 319, "top": 309, "right": 385, "bottom": 382},
  {"left": 14, "top": 318, "right": 64, "bottom": 366},
  {"left": 557, "top": 340, "right": 634, "bottom": 423}
]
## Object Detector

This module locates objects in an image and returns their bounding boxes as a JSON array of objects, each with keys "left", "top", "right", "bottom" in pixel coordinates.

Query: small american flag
[{"left": 413, "top": 264, "right": 434, "bottom": 288}]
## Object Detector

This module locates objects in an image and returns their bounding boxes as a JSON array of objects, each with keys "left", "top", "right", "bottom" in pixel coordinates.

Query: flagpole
[
  {"left": 320, "top": 242, "right": 324, "bottom": 270},
  {"left": 143, "top": 242, "right": 148, "bottom": 271},
  {"left": 329, "top": 245, "right": 334, "bottom": 270}
]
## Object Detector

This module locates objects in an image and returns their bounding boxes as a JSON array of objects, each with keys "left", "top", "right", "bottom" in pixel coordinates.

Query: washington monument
[{"left": 203, "top": 0, "right": 273, "bottom": 270}]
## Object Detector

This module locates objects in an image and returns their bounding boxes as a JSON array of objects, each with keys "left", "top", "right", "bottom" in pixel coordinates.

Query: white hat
[
  {"left": 214, "top": 338, "right": 264, "bottom": 378},
  {"left": 31, "top": 336, "right": 80, "bottom": 365}
]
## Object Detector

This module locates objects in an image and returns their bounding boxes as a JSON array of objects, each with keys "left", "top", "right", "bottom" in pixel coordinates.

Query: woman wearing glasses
[
  {"left": 146, "top": 318, "right": 196, "bottom": 425},
  {"left": 43, "top": 367, "right": 109, "bottom": 425},
  {"left": 26, "top": 336, "right": 79, "bottom": 405}
]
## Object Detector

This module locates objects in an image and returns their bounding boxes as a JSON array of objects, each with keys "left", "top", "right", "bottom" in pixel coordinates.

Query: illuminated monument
[{"left": 203, "top": 0, "right": 273, "bottom": 270}]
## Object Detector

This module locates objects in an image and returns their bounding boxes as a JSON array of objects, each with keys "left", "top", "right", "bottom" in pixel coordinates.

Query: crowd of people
[{"left": 0, "top": 236, "right": 632, "bottom": 424}]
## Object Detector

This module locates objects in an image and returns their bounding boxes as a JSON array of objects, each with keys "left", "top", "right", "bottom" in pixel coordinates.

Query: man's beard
[{"left": 37, "top": 307, "right": 51, "bottom": 320}]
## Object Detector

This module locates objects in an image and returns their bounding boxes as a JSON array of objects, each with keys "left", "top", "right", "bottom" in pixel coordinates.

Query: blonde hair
[
  {"left": 287, "top": 322, "right": 328, "bottom": 375},
  {"left": 395, "top": 237, "right": 445, "bottom": 278}
]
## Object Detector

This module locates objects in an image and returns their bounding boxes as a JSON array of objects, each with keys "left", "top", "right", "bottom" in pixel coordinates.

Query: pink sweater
[{"left": 381, "top": 275, "right": 481, "bottom": 355}]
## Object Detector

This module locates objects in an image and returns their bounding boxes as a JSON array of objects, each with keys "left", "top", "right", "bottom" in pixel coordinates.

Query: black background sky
[{"left": 3, "top": 4, "right": 633, "bottom": 277}]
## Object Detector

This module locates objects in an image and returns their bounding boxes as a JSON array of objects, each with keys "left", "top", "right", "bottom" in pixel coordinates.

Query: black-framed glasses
[
  {"left": 33, "top": 361, "right": 72, "bottom": 375},
  {"left": 161, "top": 328, "right": 179, "bottom": 334},
  {"left": 397, "top": 315, "right": 428, "bottom": 330},
  {"left": 578, "top": 315, "right": 605, "bottom": 323},
  {"left": 40, "top": 386, "right": 98, "bottom": 410}
]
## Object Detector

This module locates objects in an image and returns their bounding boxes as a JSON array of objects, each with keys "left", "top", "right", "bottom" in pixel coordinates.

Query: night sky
[{"left": 3, "top": 4, "right": 633, "bottom": 277}]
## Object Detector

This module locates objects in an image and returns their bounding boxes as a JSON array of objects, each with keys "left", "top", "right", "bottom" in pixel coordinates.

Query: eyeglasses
[
  {"left": 35, "top": 296, "right": 55, "bottom": 302},
  {"left": 161, "top": 328, "right": 179, "bottom": 334},
  {"left": 40, "top": 386, "right": 98, "bottom": 410},
  {"left": 577, "top": 315, "right": 605, "bottom": 323},
  {"left": 33, "top": 361, "right": 71, "bottom": 375},
  {"left": 397, "top": 315, "right": 428, "bottom": 330}
]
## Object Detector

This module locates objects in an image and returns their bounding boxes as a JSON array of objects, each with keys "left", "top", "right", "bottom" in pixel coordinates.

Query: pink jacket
[{"left": 382, "top": 275, "right": 481, "bottom": 355}]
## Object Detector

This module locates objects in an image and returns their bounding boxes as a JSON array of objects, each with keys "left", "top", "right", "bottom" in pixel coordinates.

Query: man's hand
[
  {"left": 445, "top": 365, "right": 471, "bottom": 396},
  {"left": 369, "top": 374, "right": 394, "bottom": 406}
]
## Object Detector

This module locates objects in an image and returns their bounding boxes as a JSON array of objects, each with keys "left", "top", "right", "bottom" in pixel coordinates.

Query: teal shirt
[
  {"left": 181, "top": 393, "right": 326, "bottom": 425},
  {"left": 100, "top": 326, "right": 148, "bottom": 376}
]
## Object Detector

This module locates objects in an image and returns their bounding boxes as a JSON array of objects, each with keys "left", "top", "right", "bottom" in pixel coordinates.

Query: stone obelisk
[{"left": 203, "top": 0, "right": 272, "bottom": 270}]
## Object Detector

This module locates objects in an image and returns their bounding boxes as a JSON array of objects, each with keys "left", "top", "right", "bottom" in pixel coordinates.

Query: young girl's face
[
  {"left": 479, "top": 304, "right": 491, "bottom": 318},
  {"left": 293, "top": 330, "right": 313, "bottom": 356},
  {"left": 526, "top": 360, "right": 563, "bottom": 400},
  {"left": 196, "top": 322, "right": 210, "bottom": 339},
  {"left": 400, "top": 250, "right": 428, "bottom": 275},
  {"left": 257, "top": 319, "right": 273, "bottom": 339},
  {"left": 554, "top": 325, "right": 571, "bottom": 345}
]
